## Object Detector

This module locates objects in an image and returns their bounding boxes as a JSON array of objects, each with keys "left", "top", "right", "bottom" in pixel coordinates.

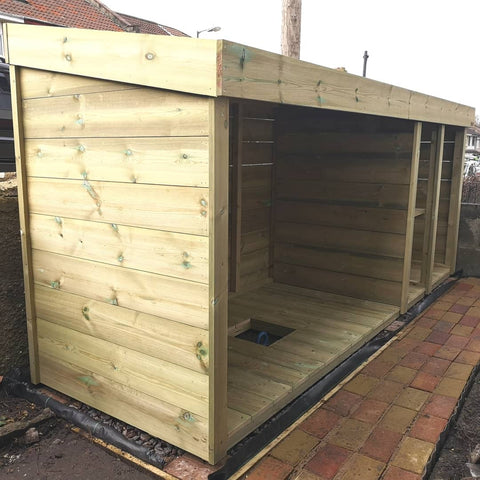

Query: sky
[{"left": 103, "top": 0, "right": 479, "bottom": 117}]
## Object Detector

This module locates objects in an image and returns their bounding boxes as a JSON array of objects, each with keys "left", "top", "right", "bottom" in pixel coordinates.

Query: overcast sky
[{"left": 103, "top": 0, "right": 479, "bottom": 117}]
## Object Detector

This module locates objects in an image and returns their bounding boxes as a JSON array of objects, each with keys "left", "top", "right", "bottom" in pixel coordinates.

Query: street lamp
[{"left": 196, "top": 26, "right": 221, "bottom": 38}]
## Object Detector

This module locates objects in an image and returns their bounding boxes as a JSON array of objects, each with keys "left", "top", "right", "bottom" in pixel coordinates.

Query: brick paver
[
  {"left": 245, "top": 456, "right": 293, "bottom": 480},
  {"left": 271, "top": 429, "right": 319, "bottom": 466},
  {"left": 306, "top": 444, "right": 351, "bottom": 479},
  {"left": 234, "top": 280, "right": 479, "bottom": 480},
  {"left": 300, "top": 408, "right": 342, "bottom": 439},
  {"left": 391, "top": 437, "right": 435, "bottom": 474}
]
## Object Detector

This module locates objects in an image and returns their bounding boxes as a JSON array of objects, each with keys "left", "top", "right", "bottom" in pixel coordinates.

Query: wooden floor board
[{"left": 227, "top": 282, "right": 399, "bottom": 446}]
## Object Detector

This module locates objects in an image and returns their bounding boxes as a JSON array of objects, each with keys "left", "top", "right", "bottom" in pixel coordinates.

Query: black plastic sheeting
[
  {"left": 209, "top": 276, "right": 459, "bottom": 480},
  {"left": 3, "top": 276, "right": 460, "bottom": 479},
  {"left": 2, "top": 372, "right": 166, "bottom": 469}
]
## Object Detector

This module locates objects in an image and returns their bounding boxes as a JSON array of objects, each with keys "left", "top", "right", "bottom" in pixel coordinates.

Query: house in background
[
  {"left": 0, "top": 0, "right": 188, "bottom": 171},
  {"left": 466, "top": 125, "right": 480, "bottom": 161}
]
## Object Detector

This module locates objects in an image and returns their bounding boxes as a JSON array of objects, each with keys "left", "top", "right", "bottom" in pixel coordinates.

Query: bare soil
[
  {"left": 428, "top": 371, "right": 480, "bottom": 480},
  {"left": 0, "top": 174, "right": 28, "bottom": 374}
]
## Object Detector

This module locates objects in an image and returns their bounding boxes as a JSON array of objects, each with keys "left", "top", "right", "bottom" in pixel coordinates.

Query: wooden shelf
[
  {"left": 415, "top": 208, "right": 426, "bottom": 217},
  {"left": 226, "top": 282, "right": 399, "bottom": 447}
]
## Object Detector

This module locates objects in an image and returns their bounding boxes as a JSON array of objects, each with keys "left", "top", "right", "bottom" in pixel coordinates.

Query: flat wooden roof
[{"left": 4, "top": 23, "right": 475, "bottom": 127}]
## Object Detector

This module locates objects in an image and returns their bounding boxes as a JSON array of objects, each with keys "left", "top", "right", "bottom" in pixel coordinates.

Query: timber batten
[{"left": 5, "top": 24, "right": 473, "bottom": 465}]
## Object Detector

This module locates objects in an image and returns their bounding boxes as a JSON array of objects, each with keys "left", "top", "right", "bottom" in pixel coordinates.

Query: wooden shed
[{"left": 4, "top": 23, "right": 474, "bottom": 464}]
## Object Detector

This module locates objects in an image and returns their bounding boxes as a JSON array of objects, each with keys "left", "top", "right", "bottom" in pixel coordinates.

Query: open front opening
[{"left": 225, "top": 101, "right": 419, "bottom": 446}]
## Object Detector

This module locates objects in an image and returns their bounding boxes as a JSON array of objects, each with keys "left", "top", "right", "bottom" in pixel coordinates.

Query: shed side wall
[{"left": 17, "top": 68, "right": 213, "bottom": 460}]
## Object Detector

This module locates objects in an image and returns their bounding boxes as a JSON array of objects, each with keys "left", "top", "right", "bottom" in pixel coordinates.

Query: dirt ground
[
  {"left": 428, "top": 371, "right": 480, "bottom": 480},
  {"left": 0, "top": 174, "right": 28, "bottom": 374},
  {"left": 1, "top": 173, "right": 480, "bottom": 479}
]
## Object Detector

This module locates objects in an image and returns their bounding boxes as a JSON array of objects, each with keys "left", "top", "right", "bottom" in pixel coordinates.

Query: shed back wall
[{"left": 273, "top": 107, "right": 415, "bottom": 306}]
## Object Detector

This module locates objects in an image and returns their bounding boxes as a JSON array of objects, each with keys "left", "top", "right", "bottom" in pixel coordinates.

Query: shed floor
[{"left": 226, "top": 283, "right": 399, "bottom": 447}]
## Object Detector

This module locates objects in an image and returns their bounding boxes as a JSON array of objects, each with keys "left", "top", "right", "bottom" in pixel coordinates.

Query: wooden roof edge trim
[
  {"left": 4, "top": 23, "right": 220, "bottom": 97},
  {"left": 4, "top": 24, "right": 474, "bottom": 126},
  {"left": 219, "top": 40, "right": 475, "bottom": 127}
]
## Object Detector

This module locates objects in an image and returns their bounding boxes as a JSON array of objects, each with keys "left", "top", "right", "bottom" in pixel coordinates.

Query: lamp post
[{"left": 196, "top": 26, "right": 221, "bottom": 38}]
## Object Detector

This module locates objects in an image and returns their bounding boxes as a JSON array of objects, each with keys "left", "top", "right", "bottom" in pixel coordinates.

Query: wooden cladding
[
  {"left": 273, "top": 109, "right": 415, "bottom": 306},
  {"left": 15, "top": 68, "right": 219, "bottom": 461}
]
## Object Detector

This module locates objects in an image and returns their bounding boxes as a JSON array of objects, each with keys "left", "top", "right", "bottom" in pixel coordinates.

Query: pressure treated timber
[
  {"left": 39, "top": 354, "right": 209, "bottom": 459},
  {"left": 4, "top": 24, "right": 474, "bottom": 127},
  {"left": 445, "top": 129, "right": 467, "bottom": 272},
  {"left": 34, "top": 286, "right": 210, "bottom": 374},
  {"left": 27, "top": 178, "right": 209, "bottom": 236},
  {"left": 400, "top": 122, "right": 422, "bottom": 313},
  {"left": 5, "top": 23, "right": 471, "bottom": 466},
  {"left": 226, "top": 283, "right": 399, "bottom": 447},
  {"left": 9, "top": 66, "right": 40, "bottom": 382},
  {"left": 4, "top": 23, "right": 219, "bottom": 97},
  {"left": 422, "top": 126, "right": 445, "bottom": 294},
  {"left": 29, "top": 214, "right": 209, "bottom": 284},
  {"left": 208, "top": 97, "right": 229, "bottom": 463},
  {"left": 25, "top": 137, "right": 210, "bottom": 188}
]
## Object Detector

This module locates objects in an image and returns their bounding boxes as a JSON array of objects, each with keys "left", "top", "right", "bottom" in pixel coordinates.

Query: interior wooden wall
[
  {"left": 229, "top": 101, "right": 275, "bottom": 293},
  {"left": 273, "top": 107, "right": 415, "bottom": 306},
  {"left": 17, "top": 68, "right": 214, "bottom": 460}
]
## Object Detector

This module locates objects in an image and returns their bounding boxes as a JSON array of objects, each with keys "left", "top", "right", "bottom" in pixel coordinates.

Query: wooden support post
[
  {"left": 445, "top": 128, "right": 467, "bottom": 273},
  {"left": 400, "top": 122, "right": 422, "bottom": 313},
  {"left": 208, "top": 97, "right": 229, "bottom": 464},
  {"left": 422, "top": 125, "right": 444, "bottom": 293},
  {"left": 229, "top": 103, "right": 243, "bottom": 292},
  {"left": 281, "top": 0, "right": 302, "bottom": 58},
  {"left": 10, "top": 66, "right": 40, "bottom": 383}
]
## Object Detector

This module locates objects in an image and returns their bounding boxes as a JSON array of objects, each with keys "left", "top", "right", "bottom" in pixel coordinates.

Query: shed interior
[{"left": 224, "top": 100, "right": 465, "bottom": 446}]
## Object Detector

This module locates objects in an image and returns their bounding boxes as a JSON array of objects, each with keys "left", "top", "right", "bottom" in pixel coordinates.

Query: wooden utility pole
[{"left": 281, "top": 0, "right": 302, "bottom": 59}]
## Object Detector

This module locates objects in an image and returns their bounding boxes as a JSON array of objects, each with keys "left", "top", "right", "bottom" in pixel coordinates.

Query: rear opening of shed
[{"left": 4, "top": 23, "right": 474, "bottom": 464}]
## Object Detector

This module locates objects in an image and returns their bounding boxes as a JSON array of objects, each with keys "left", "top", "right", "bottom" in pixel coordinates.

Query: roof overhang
[{"left": 3, "top": 23, "right": 475, "bottom": 127}]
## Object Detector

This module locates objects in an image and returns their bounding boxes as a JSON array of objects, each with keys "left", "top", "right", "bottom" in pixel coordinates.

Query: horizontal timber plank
[
  {"left": 29, "top": 214, "right": 208, "bottom": 283},
  {"left": 32, "top": 250, "right": 209, "bottom": 328},
  {"left": 39, "top": 354, "right": 209, "bottom": 459},
  {"left": 242, "top": 120, "right": 274, "bottom": 142},
  {"left": 37, "top": 318, "right": 209, "bottom": 417},
  {"left": 277, "top": 132, "right": 413, "bottom": 155},
  {"left": 276, "top": 180, "right": 410, "bottom": 209},
  {"left": 220, "top": 40, "right": 474, "bottom": 126},
  {"left": 241, "top": 207, "right": 271, "bottom": 234},
  {"left": 228, "top": 350, "right": 306, "bottom": 387},
  {"left": 228, "top": 337, "right": 321, "bottom": 374},
  {"left": 27, "top": 178, "right": 209, "bottom": 236},
  {"left": 239, "top": 249, "right": 269, "bottom": 276},
  {"left": 241, "top": 165, "right": 272, "bottom": 189},
  {"left": 275, "top": 201, "right": 408, "bottom": 234},
  {"left": 240, "top": 230, "right": 270, "bottom": 255},
  {"left": 25, "top": 137, "right": 209, "bottom": 187},
  {"left": 231, "top": 287, "right": 392, "bottom": 327},
  {"left": 227, "top": 367, "right": 291, "bottom": 401},
  {"left": 242, "top": 143, "right": 274, "bottom": 165},
  {"left": 34, "top": 286, "right": 209, "bottom": 373},
  {"left": 6, "top": 24, "right": 218, "bottom": 97},
  {"left": 242, "top": 186, "right": 272, "bottom": 210},
  {"left": 23, "top": 88, "right": 209, "bottom": 139},
  {"left": 276, "top": 157, "right": 411, "bottom": 185},
  {"left": 263, "top": 283, "right": 398, "bottom": 315},
  {"left": 274, "top": 243, "right": 404, "bottom": 282},
  {"left": 275, "top": 222, "right": 406, "bottom": 258},
  {"left": 20, "top": 68, "right": 138, "bottom": 98},
  {"left": 274, "top": 263, "right": 402, "bottom": 305}
]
